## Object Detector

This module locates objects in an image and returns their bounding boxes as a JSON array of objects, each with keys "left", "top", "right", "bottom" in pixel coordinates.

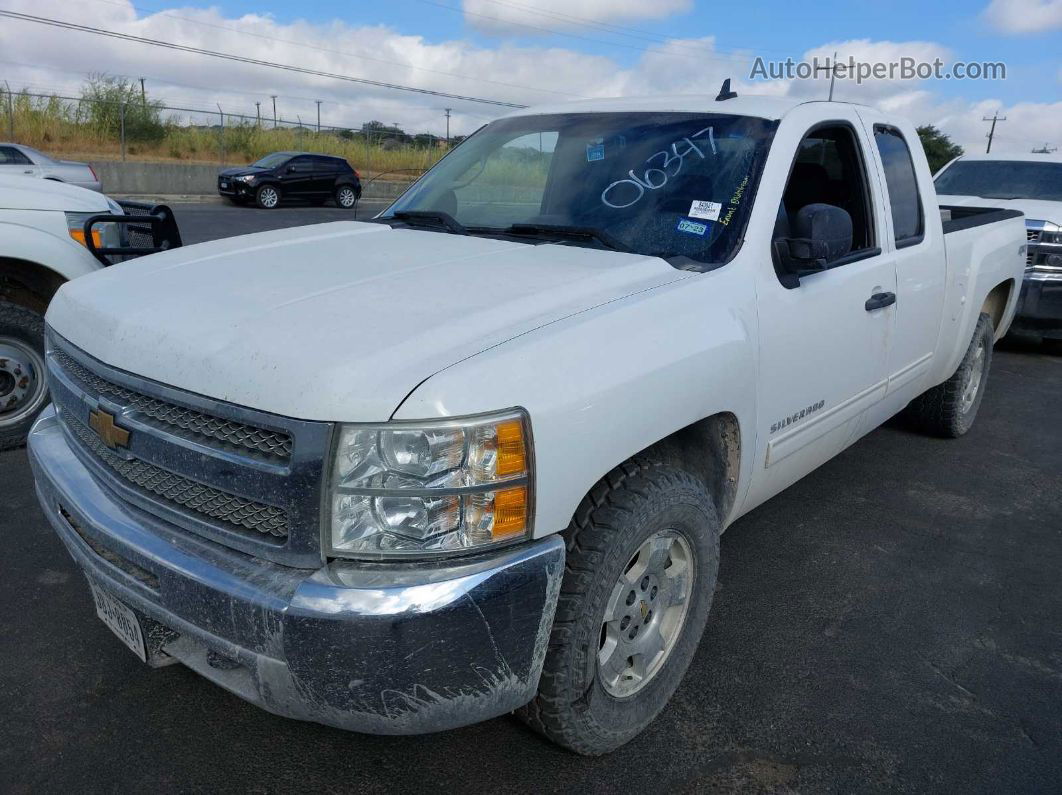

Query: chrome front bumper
[{"left": 29, "top": 406, "right": 564, "bottom": 734}]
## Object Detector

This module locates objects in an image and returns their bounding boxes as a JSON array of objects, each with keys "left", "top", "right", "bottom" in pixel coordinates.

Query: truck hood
[
  {"left": 0, "top": 173, "right": 110, "bottom": 212},
  {"left": 48, "top": 222, "right": 688, "bottom": 421},
  {"left": 940, "top": 194, "right": 1061, "bottom": 226}
]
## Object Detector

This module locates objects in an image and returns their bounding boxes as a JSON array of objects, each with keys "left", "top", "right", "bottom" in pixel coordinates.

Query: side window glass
[
  {"left": 874, "top": 127, "right": 924, "bottom": 245},
  {"left": 0, "top": 147, "right": 31, "bottom": 165},
  {"left": 774, "top": 124, "right": 876, "bottom": 284}
]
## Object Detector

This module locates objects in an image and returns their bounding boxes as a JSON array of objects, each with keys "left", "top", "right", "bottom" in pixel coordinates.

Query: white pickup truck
[
  {"left": 934, "top": 152, "right": 1062, "bottom": 343},
  {"left": 0, "top": 175, "right": 181, "bottom": 449},
  {"left": 28, "top": 92, "right": 1025, "bottom": 755}
]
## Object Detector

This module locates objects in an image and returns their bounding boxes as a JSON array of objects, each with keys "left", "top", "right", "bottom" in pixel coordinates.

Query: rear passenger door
[
  {"left": 748, "top": 107, "right": 897, "bottom": 509},
  {"left": 311, "top": 156, "right": 339, "bottom": 195},
  {"left": 860, "top": 116, "right": 946, "bottom": 411}
]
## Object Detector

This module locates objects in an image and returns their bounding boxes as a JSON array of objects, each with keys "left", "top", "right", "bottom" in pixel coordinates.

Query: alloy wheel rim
[
  {"left": 338, "top": 188, "right": 356, "bottom": 207},
  {"left": 0, "top": 338, "right": 47, "bottom": 428},
  {"left": 260, "top": 187, "right": 278, "bottom": 207},
  {"left": 960, "top": 339, "right": 986, "bottom": 414},
  {"left": 598, "top": 529, "right": 694, "bottom": 698}
]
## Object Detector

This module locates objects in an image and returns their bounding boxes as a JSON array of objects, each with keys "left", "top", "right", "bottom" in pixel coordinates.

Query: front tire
[
  {"left": 906, "top": 312, "right": 994, "bottom": 438},
  {"left": 518, "top": 460, "right": 720, "bottom": 755},
  {"left": 0, "top": 302, "right": 49, "bottom": 451},
  {"left": 255, "top": 184, "right": 281, "bottom": 209}
]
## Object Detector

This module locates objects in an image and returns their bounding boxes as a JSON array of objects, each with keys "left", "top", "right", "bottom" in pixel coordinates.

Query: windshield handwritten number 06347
[{"left": 601, "top": 127, "right": 716, "bottom": 209}]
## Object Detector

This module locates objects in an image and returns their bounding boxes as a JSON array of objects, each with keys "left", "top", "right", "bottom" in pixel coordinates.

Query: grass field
[{"left": 3, "top": 93, "right": 446, "bottom": 178}]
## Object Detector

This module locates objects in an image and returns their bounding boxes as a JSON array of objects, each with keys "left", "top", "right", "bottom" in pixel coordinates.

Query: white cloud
[
  {"left": 0, "top": 0, "right": 1057, "bottom": 155},
  {"left": 461, "top": 0, "right": 692, "bottom": 35},
  {"left": 983, "top": 0, "right": 1062, "bottom": 34}
]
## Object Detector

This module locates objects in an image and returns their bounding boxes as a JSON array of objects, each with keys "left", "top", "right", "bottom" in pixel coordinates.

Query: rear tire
[
  {"left": 334, "top": 184, "right": 359, "bottom": 210},
  {"left": 906, "top": 312, "right": 994, "bottom": 438},
  {"left": 517, "top": 459, "right": 720, "bottom": 755},
  {"left": 255, "top": 184, "right": 281, "bottom": 209},
  {"left": 0, "top": 302, "right": 49, "bottom": 451}
]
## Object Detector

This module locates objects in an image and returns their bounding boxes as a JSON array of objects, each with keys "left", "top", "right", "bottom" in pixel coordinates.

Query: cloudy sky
[{"left": 0, "top": 0, "right": 1059, "bottom": 153}]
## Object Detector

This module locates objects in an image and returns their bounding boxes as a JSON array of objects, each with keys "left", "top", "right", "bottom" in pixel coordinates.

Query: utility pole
[
  {"left": 139, "top": 77, "right": 146, "bottom": 105},
  {"left": 444, "top": 108, "right": 451, "bottom": 144},
  {"left": 315, "top": 99, "right": 321, "bottom": 133},
  {"left": 255, "top": 101, "right": 261, "bottom": 128},
  {"left": 4, "top": 81, "right": 13, "bottom": 141},
  {"left": 271, "top": 95, "right": 277, "bottom": 129},
  {"left": 982, "top": 111, "right": 1006, "bottom": 154}
]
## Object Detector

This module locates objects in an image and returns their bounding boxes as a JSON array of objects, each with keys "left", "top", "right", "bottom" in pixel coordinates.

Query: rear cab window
[
  {"left": 0, "top": 146, "right": 32, "bottom": 165},
  {"left": 873, "top": 126, "right": 924, "bottom": 247}
]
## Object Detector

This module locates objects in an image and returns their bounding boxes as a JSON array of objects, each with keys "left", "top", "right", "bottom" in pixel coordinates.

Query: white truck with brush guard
[{"left": 29, "top": 90, "right": 1025, "bottom": 755}]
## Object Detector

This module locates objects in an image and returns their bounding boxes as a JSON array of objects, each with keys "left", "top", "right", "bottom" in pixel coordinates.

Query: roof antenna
[{"left": 715, "top": 78, "right": 738, "bottom": 102}]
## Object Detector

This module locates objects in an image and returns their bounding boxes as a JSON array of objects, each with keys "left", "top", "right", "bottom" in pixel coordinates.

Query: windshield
[
  {"left": 935, "top": 160, "right": 1062, "bottom": 202},
  {"left": 384, "top": 112, "right": 778, "bottom": 263},
  {"left": 251, "top": 152, "right": 292, "bottom": 169}
]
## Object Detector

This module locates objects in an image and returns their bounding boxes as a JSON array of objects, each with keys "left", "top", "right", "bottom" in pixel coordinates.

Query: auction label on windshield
[{"left": 688, "top": 200, "right": 722, "bottom": 221}]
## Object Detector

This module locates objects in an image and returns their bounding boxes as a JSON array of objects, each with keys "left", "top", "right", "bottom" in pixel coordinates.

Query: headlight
[
  {"left": 65, "top": 211, "right": 120, "bottom": 250},
  {"left": 329, "top": 409, "right": 533, "bottom": 559},
  {"left": 1041, "top": 230, "right": 1062, "bottom": 244},
  {"left": 237, "top": 174, "right": 256, "bottom": 183}
]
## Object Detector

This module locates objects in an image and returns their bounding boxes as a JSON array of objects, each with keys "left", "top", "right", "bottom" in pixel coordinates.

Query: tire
[
  {"left": 517, "top": 459, "right": 721, "bottom": 755},
  {"left": 255, "top": 184, "right": 281, "bottom": 209},
  {"left": 906, "top": 312, "right": 994, "bottom": 438},
  {"left": 0, "top": 302, "right": 49, "bottom": 451},
  {"left": 334, "top": 184, "right": 359, "bottom": 210}
]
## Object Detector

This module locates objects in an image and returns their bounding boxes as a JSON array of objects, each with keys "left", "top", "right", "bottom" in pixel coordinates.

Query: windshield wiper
[
  {"left": 390, "top": 210, "right": 468, "bottom": 235},
  {"left": 502, "top": 223, "right": 632, "bottom": 252}
]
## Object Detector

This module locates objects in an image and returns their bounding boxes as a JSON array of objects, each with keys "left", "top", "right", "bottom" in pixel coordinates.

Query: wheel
[
  {"left": 255, "top": 184, "right": 281, "bottom": 209},
  {"left": 517, "top": 459, "right": 720, "bottom": 755},
  {"left": 334, "top": 184, "right": 359, "bottom": 210},
  {"left": 0, "top": 302, "right": 49, "bottom": 451},
  {"left": 906, "top": 312, "right": 994, "bottom": 438}
]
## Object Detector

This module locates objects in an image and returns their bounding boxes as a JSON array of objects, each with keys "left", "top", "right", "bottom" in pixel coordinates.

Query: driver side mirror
[{"left": 774, "top": 203, "right": 853, "bottom": 284}]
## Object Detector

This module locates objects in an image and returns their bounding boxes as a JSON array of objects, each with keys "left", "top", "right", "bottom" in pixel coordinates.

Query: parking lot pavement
[
  {"left": 2, "top": 208, "right": 1060, "bottom": 792},
  {"left": 165, "top": 199, "right": 394, "bottom": 245}
]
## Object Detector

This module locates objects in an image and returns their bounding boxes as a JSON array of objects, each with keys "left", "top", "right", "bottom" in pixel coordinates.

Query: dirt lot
[{"left": 1, "top": 206, "right": 1059, "bottom": 792}]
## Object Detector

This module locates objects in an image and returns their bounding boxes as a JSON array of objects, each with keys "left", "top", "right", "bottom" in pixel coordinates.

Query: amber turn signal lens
[
  {"left": 68, "top": 228, "right": 103, "bottom": 248},
  {"left": 491, "top": 485, "right": 528, "bottom": 539},
  {"left": 495, "top": 419, "right": 527, "bottom": 478}
]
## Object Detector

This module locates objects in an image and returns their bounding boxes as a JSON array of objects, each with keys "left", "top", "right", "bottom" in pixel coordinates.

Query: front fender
[
  {"left": 0, "top": 219, "right": 101, "bottom": 282},
  {"left": 395, "top": 264, "right": 759, "bottom": 535}
]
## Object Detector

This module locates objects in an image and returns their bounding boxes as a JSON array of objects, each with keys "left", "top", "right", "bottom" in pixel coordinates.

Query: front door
[{"left": 746, "top": 116, "right": 897, "bottom": 509}]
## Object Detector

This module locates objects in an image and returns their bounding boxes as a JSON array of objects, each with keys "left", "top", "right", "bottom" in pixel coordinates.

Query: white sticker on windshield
[{"left": 688, "top": 200, "right": 722, "bottom": 221}]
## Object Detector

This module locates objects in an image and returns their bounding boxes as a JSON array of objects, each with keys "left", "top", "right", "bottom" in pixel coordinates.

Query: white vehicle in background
[
  {"left": 0, "top": 174, "right": 180, "bottom": 448},
  {"left": 934, "top": 153, "right": 1062, "bottom": 343},
  {"left": 0, "top": 143, "right": 102, "bottom": 191}
]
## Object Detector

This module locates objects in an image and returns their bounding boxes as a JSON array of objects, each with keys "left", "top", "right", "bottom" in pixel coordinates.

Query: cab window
[{"left": 874, "top": 126, "right": 924, "bottom": 247}]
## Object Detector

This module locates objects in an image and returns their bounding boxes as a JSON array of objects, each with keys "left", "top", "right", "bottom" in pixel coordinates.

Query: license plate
[
  {"left": 89, "top": 581, "right": 147, "bottom": 662},
  {"left": 220, "top": 181, "right": 229, "bottom": 189}
]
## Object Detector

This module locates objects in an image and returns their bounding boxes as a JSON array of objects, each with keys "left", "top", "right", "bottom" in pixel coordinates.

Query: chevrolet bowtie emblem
[{"left": 88, "top": 408, "right": 130, "bottom": 450}]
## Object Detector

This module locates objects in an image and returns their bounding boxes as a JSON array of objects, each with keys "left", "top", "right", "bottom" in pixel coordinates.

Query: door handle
[
  {"left": 865, "top": 291, "right": 896, "bottom": 311},
  {"left": 23, "top": 170, "right": 33, "bottom": 174}
]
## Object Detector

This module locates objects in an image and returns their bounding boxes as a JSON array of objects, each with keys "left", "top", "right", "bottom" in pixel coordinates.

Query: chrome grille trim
[
  {"left": 66, "top": 411, "right": 289, "bottom": 540},
  {"left": 51, "top": 347, "right": 292, "bottom": 461},
  {"left": 1027, "top": 229, "right": 1040, "bottom": 243}
]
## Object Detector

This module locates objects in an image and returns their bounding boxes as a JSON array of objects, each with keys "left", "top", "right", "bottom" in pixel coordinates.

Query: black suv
[{"left": 218, "top": 151, "right": 362, "bottom": 209}]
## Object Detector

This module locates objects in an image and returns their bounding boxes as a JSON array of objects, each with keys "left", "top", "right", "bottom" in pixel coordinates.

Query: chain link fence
[{"left": 0, "top": 87, "right": 451, "bottom": 184}]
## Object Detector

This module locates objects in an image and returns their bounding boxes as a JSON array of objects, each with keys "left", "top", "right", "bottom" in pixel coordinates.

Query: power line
[
  {"left": 416, "top": 0, "right": 751, "bottom": 64},
  {"left": 0, "top": 10, "right": 529, "bottom": 109},
  {"left": 78, "top": 0, "right": 581, "bottom": 100}
]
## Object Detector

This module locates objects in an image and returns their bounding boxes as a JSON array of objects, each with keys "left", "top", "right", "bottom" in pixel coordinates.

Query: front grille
[
  {"left": 59, "top": 504, "right": 161, "bottom": 590},
  {"left": 52, "top": 347, "right": 292, "bottom": 461},
  {"left": 67, "top": 411, "right": 289, "bottom": 541},
  {"left": 1027, "top": 229, "right": 1041, "bottom": 243}
]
